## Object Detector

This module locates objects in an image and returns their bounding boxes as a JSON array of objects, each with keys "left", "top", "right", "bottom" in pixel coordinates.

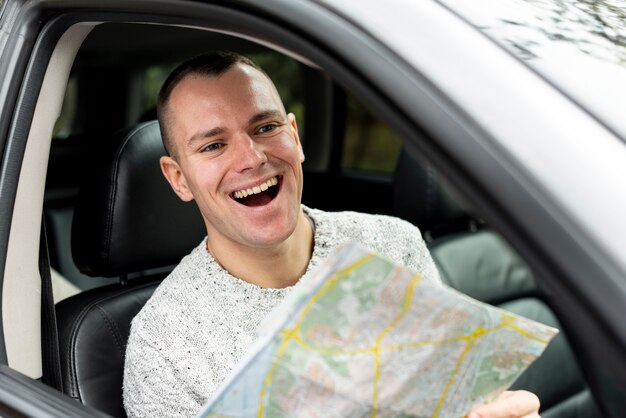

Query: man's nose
[{"left": 232, "top": 134, "right": 267, "bottom": 171}]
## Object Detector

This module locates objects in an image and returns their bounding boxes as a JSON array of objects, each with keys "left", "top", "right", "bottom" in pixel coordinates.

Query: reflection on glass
[
  {"left": 441, "top": 0, "right": 626, "bottom": 140},
  {"left": 443, "top": 0, "right": 626, "bottom": 63}
]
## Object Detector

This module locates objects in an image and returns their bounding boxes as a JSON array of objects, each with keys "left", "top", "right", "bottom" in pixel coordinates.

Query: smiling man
[
  {"left": 156, "top": 55, "right": 311, "bottom": 290},
  {"left": 122, "top": 51, "right": 541, "bottom": 418}
]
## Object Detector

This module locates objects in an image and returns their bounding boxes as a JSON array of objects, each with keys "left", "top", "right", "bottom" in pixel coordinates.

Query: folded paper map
[{"left": 197, "top": 241, "right": 559, "bottom": 418}]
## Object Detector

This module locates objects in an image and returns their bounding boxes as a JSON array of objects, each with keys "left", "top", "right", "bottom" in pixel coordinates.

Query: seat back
[
  {"left": 55, "top": 121, "right": 205, "bottom": 417},
  {"left": 55, "top": 281, "right": 160, "bottom": 417},
  {"left": 45, "top": 133, "right": 118, "bottom": 292},
  {"left": 392, "top": 148, "right": 477, "bottom": 240},
  {"left": 392, "top": 148, "right": 602, "bottom": 418}
]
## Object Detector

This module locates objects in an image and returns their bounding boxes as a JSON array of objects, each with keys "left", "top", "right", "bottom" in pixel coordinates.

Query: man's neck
[{"left": 206, "top": 210, "right": 314, "bottom": 288}]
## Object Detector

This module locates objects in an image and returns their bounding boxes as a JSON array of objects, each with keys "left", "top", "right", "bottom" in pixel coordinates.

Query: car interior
[{"left": 38, "top": 22, "right": 602, "bottom": 417}]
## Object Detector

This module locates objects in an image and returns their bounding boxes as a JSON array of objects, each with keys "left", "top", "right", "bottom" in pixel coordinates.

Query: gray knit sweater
[{"left": 123, "top": 206, "right": 441, "bottom": 418}]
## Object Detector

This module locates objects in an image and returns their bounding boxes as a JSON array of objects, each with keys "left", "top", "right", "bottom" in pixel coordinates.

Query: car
[{"left": 0, "top": 0, "right": 625, "bottom": 417}]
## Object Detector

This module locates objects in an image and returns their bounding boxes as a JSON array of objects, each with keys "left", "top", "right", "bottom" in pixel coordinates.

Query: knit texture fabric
[{"left": 123, "top": 206, "right": 441, "bottom": 418}]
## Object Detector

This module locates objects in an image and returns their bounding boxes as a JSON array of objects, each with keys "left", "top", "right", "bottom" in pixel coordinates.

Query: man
[{"left": 123, "top": 51, "right": 541, "bottom": 418}]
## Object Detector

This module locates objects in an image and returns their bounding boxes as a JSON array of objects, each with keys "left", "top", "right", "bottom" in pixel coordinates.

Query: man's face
[{"left": 160, "top": 64, "right": 305, "bottom": 250}]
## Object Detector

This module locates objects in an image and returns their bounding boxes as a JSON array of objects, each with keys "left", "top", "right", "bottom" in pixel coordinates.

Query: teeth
[{"left": 234, "top": 177, "right": 278, "bottom": 199}]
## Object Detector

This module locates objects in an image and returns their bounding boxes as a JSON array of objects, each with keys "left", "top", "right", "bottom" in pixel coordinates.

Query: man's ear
[
  {"left": 288, "top": 113, "right": 305, "bottom": 163},
  {"left": 160, "top": 156, "right": 194, "bottom": 202}
]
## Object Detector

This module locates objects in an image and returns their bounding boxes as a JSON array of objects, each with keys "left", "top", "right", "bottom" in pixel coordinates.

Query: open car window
[{"left": 0, "top": 1, "right": 625, "bottom": 417}]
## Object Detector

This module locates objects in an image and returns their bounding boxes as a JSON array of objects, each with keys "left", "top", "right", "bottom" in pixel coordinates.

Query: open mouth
[{"left": 231, "top": 176, "right": 280, "bottom": 207}]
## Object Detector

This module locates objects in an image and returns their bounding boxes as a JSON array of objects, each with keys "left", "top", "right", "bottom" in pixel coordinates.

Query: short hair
[{"left": 156, "top": 51, "right": 265, "bottom": 156}]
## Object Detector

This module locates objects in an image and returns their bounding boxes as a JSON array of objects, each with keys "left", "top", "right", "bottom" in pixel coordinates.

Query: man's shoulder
[
  {"left": 307, "top": 206, "right": 417, "bottom": 234},
  {"left": 305, "top": 206, "right": 429, "bottom": 270},
  {"left": 128, "top": 277, "right": 182, "bottom": 340},
  {"left": 128, "top": 238, "right": 210, "bottom": 336},
  {"left": 128, "top": 234, "right": 269, "bottom": 342}
]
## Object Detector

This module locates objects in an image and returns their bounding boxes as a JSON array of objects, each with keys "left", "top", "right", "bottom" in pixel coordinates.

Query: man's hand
[{"left": 467, "top": 390, "right": 541, "bottom": 418}]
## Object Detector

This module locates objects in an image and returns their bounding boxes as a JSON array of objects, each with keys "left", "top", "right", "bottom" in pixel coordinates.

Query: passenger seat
[{"left": 45, "top": 133, "right": 118, "bottom": 291}]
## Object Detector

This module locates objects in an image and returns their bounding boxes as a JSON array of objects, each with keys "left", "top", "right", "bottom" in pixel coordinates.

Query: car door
[{"left": 1, "top": 0, "right": 625, "bottom": 417}]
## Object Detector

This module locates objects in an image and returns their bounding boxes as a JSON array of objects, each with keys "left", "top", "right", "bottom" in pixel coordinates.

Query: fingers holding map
[{"left": 198, "top": 242, "right": 559, "bottom": 418}]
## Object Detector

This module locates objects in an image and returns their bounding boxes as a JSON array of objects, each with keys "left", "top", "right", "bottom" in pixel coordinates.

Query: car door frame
[{"left": 1, "top": 0, "right": 626, "bottom": 416}]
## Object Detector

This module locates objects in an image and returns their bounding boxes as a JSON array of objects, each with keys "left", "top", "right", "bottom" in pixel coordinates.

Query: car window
[
  {"left": 342, "top": 93, "right": 402, "bottom": 175},
  {"left": 53, "top": 50, "right": 306, "bottom": 141},
  {"left": 52, "top": 76, "right": 78, "bottom": 139},
  {"left": 135, "top": 63, "right": 177, "bottom": 122},
  {"left": 249, "top": 52, "right": 306, "bottom": 132}
]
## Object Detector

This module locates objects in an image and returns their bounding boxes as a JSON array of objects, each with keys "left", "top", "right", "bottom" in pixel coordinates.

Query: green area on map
[{"left": 197, "top": 242, "right": 559, "bottom": 418}]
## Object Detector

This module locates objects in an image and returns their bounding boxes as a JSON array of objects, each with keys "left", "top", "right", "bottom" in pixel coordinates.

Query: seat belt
[{"left": 39, "top": 216, "right": 63, "bottom": 390}]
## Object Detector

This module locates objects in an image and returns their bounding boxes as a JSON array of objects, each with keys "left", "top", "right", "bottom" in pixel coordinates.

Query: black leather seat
[
  {"left": 392, "top": 148, "right": 602, "bottom": 417},
  {"left": 44, "top": 134, "right": 118, "bottom": 291},
  {"left": 55, "top": 120, "right": 205, "bottom": 417},
  {"left": 392, "top": 149, "right": 479, "bottom": 242}
]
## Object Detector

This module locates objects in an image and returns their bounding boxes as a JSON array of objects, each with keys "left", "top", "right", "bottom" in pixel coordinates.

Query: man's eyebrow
[
  {"left": 248, "top": 110, "right": 285, "bottom": 126},
  {"left": 186, "top": 127, "right": 225, "bottom": 148}
]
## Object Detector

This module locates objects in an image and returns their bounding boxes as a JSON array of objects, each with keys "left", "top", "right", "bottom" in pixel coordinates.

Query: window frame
[{"left": 0, "top": 0, "right": 625, "bottom": 416}]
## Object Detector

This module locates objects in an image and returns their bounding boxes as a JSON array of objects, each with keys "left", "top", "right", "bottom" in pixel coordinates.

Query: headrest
[
  {"left": 393, "top": 148, "right": 475, "bottom": 237},
  {"left": 71, "top": 121, "right": 205, "bottom": 278}
]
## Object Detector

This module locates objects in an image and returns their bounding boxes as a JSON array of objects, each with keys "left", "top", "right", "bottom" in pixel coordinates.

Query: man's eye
[
  {"left": 257, "top": 124, "right": 277, "bottom": 134},
  {"left": 202, "top": 143, "right": 223, "bottom": 152}
]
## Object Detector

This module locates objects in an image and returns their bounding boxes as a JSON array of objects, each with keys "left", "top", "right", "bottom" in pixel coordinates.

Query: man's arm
[{"left": 123, "top": 331, "right": 204, "bottom": 418}]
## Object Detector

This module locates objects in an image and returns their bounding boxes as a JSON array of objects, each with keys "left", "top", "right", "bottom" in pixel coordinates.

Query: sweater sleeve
[
  {"left": 312, "top": 208, "right": 443, "bottom": 285},
  {"left": 396, "top": 218, "right": 442, "bottom": 284},
  {"left": 383, "top": 217, "right": 441, "bottom": 283},
  {"left": 123, "top": 325, "right": 203, "bottom": 418},
  {"left": 355, "top": 212, "right": 442, "bottom": 284}
]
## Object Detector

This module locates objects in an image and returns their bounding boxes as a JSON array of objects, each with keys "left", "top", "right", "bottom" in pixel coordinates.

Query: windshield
[{"left": 440, "top": 0, "right": 626, "bottom": 141}]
